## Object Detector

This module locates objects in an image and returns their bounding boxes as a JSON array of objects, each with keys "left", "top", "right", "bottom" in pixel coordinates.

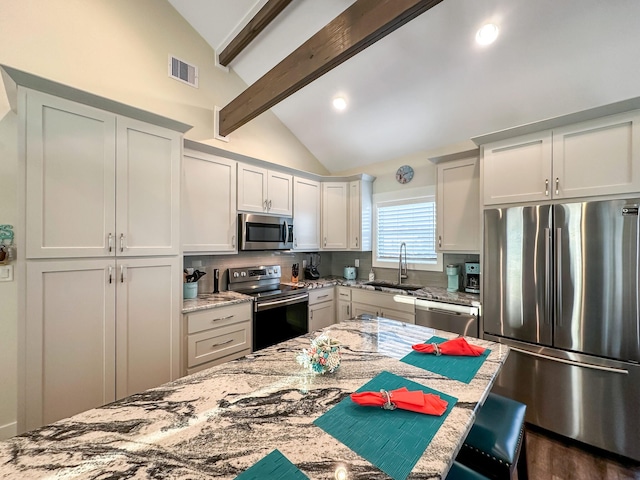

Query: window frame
[{"left": 372, "top": 187, "right": 443, "bottom": 272}]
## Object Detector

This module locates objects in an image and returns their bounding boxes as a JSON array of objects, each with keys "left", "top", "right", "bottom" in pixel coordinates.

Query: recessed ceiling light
[
  {"left": 332, "top": 97, "right": 347, "bottom": 111},
  {"left": 476, "top": 23, "right": 499, "bottom": 45}
]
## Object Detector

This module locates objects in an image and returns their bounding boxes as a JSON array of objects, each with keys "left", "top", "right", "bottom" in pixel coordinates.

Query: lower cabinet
[
  {"left": 183, "top": 302, "right": 252, "bottom": 376},
  {"left": 336, "top": 287, "right": 352, "bottom": 322},
  {"left": 24, "top": 256, "right": 181, "bottom": 432},
  {"left": 309, "top": 288, "right": 335, "bottom": 331},
  {"left": 350, "top": 288, "right": 415, "bottom": 324}
]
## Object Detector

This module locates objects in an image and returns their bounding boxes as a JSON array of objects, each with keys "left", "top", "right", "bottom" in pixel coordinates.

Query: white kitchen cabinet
[
  {"left": 24, "top": 257, "right": 181, "bottom": 430},
  {"left": 482, "top": 110, "right": 640, "bottom": 205},
  {"left": 309, "top": 288, "right": 335, "bottom": 331},
  {"left": 336, "top": 286, "right": 352, "bottom": 322},
  {"left": 182, "top": 149, "right": 237, "bottom": 253},
  {"left": 350, "top": 289, "right": 415, "bottom": 324},
  {"left": 292, "top": 177, "right": 321, "bottom": 251},
  {"left": 321, "top": 182, "right": 349, "bottom": 249},
  {"left": 237, "top": 163, "right": 293, "bottom": 216},
  {"left": 183, "top": 302, "right": 252, "bottom": 376},
  {"left": 349, "top": 180, "right": 373, "bottom": 251},
  {"left": 25, "top": 89, "right": 181, "bottom": 258},
  {"left": 436, "top": 154, "right": 480, "bottom": 252}
]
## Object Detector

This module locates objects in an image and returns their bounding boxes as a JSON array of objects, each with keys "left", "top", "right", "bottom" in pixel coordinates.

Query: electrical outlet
[
  {"left": 303, "top": 259, "right": 307, "bottom": 268},
  {"left": 355, "top": 259, "right": 360, "bottom": 267}
]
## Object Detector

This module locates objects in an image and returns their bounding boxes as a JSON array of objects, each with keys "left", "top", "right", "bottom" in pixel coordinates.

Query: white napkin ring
[
  {"left": 431, "top": 343, "right": 441, "bottom": 356},
  {"left": 380, "top": 389, "right": 396, "bottom": 410}
]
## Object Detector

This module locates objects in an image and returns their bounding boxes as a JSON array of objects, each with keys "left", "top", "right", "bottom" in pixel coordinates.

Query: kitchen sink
[{"left": 364, "top": 281, "right": 423, "bottom": 291}]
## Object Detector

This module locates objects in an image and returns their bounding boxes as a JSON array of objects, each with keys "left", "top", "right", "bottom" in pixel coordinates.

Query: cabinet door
[
  {"left": 116, "top": 118, "right": 181, "bottom": 256},
  {"left": 237, "top": 164, "right": 268, "bottom": 213},
  {"left": 182, "top": 150, "right": 237, "bottom": 253},
  {"left": 483, "top": 131, "right": 552, "bottom": 205},
  {"left": 380, "top": 308, "right": 415, "bottom": 324},
  {"left": 309, "top": 301, "right": 335, "bottom": 331},
  {"left": 293, "top": 177, "right": 321, "bottom": 250},
  {"left": 321, "top": 182, "right": 348, "bottom": 249},
  {"left": 437, "top": 156, "right": 480, "bottom": 252},
  {"left": 349, "top": 181, "right": 362, "bottom": 249},
  {"left": 25, "top": 259, "right": 116, "bottom": 431},
  {"left": 552, "top": 111, "right": 640, "bottom": 199},
  {"left": 351, "top": 302, "right": 378, "bottom": 318},
  {"left": 25, "top": 90, "right": 116, "bottom": 259},
  {"left": 336, "top": 300, "right": 351, "bottom": 322},
  {"left": 267, "top": 171, "right": 293, "bottom": 216},
  {"left": 115, "top": 256, "right": 181, "bottom": 399}
]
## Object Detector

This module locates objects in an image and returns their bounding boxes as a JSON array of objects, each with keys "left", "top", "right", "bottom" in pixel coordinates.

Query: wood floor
[{"left": 523, "top": 425, "right": 640, "bottom": 480}]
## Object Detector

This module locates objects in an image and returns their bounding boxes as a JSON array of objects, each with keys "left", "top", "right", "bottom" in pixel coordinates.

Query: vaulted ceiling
[{"left": 168, "top": 0, "right": 640, "bottom": 173}]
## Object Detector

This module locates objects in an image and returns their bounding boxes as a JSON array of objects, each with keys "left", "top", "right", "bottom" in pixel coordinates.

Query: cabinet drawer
[
  {"left": 337, "top": 286, "right": 351, "bottom": 301},
  {"left": 351, "top": 289, "right": 415, "bottom": 313},
  {"left": 309, "top": 287, "right": 335, "bottom": 305},
  {"left": 186, "top": 302, "right": 252, "bottom": 334},
  {"left": 187, "top": 321, "right": 251, "bottom": 368}
]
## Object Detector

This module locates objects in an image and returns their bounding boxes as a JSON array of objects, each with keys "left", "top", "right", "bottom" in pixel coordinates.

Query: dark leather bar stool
[
  {"left": 456, "top": 393, "right": 528, "bottom": 480},
  {"left": 447, "top": 461, "right": 490, "bottom": 480}
]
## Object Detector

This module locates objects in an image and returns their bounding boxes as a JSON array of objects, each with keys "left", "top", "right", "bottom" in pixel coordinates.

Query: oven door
[
  {"left": 254, "top": 293, "right": 308, "bottom": 350},
  {"left": 240, "top": 213, "right": 293, "bottom": 251}
]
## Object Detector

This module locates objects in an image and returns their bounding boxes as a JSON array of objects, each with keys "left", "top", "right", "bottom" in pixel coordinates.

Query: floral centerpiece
[{"left": 296, "top": 334, "right": 342, "bottom": 374}]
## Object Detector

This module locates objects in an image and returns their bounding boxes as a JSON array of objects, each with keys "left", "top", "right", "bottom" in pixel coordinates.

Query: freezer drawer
[
  {"left": 488, "top": 337, "right": 640, "bottom": 462},
  {"left": 415, "top": 299, "right": 479, "bottom": 337}
]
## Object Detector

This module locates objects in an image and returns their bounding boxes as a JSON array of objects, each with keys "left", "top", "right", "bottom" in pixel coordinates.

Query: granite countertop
[
  {"left": 183, "top": 278, "right": 480, "bottom": 314},
  {"left": 0, "top": 319, "right": 508, "bottom": 479}
]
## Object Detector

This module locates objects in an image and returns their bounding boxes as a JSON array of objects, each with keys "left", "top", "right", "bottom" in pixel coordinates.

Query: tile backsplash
[{"left": 184, "top": 250, "right": 478, "bottom": 294}]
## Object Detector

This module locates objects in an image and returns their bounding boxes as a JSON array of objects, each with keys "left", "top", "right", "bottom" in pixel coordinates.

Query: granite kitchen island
[{"left": 0, "top": 318, "right": 508, "bottom": 479}]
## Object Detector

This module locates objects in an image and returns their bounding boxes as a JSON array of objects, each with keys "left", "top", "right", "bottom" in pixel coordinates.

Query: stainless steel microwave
[{"left": 239, "top": 213, "right": 293, "bottom": 251}]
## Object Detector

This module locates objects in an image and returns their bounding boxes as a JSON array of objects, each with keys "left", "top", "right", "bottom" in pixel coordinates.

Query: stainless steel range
[{"left": 228, "top": 265, "right": 308, "bottom": 351}]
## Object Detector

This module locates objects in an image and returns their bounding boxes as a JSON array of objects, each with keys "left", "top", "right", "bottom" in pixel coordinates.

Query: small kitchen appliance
[
  {"left": 213, "top": 268, "right": 220, "bottom": 293},
  {"left": 238, "top": 213, "right": 293, "bottom": 251},
  {"left": 446, "top": 264, "right": 460, "bottom": 292},
  {"left": 343, "top": 266, "right": 357, "bottom": 280},
  {"left": 464, "top": 262, "right": 480, "bottom": 293},
  {"left": 304, "top": 253, "right": 320, "bottom": 280}
]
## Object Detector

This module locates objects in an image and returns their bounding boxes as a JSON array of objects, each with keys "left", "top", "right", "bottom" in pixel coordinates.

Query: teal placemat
[
  {"left": 401, "top": 336, "right": 490, "bottom": 384},
  {"left": 314, "top": 370, "right": 457, "bottom": 480},
  {"left": 235, "top": 449, "right": 309, "bottom": 480}
]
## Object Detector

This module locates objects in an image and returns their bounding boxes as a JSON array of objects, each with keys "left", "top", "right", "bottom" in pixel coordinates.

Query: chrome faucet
[{"left": 398, "top": 242, "right": 408, "bottom": 284}]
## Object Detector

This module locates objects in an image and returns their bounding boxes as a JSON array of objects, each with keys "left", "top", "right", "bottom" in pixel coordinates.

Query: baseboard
[{"left": 0, "top": 421, "right": 17, "bottom": 440}]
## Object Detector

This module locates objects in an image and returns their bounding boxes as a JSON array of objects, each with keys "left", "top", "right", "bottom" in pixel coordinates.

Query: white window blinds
[{"left": 375, "top": 198, "right": 437, "bottom": 264}]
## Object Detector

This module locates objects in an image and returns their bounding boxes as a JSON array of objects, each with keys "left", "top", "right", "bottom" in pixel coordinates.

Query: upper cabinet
[
  {"left": 25, "top": 89, "right": 181, "bottom": 258},
  {"left": 237, "top": 164, "right": 293, "bottom": 216},
  {"left": 182, "top": 149, "right": 237, "bottom": 254},
  {"left": 321, "top": 182, "right": 349, "bottom": 249},
  {"left": 482, "top": 110, "right": 640, "bottom": 205},
  {"left": 292, "top": 177, "right": 321, "bottom": 251},
  {"left": 349, "top": 180, "right": 373, "bottom": 251},
  {"left": 436, "top": 153, "right": 480, "bottom": 252}
]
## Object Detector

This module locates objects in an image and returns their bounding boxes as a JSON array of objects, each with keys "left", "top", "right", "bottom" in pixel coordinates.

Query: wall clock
[{"left": 395, "top": 165, "right": 414, "bottom": 184}]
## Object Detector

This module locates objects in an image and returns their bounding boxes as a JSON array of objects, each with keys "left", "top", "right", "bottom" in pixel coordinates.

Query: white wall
[{"left": 0, "top": 0, "right": 329, "bottom": 439}]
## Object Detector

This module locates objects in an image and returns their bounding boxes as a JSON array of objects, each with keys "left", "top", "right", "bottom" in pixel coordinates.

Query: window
[{"left": 373, "top": 195, "right": 443, "bottom": 272}]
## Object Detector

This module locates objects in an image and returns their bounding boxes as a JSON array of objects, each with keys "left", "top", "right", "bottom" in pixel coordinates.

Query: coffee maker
[{"left": 464, "top": 262, "right": 480, "bottom": 294}]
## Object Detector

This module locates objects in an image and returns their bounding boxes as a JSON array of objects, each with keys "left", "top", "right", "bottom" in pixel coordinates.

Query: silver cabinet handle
[
  {"left": 232, "top": 235, "right": 236, "bottom": 248},
  {"left": 545, "top": 178, "right": 549, "bottom": 196},
  {"left": 555, "top": 177, "right": 559, "bottom": 195},
  {"left": 212, "top": 315, "right": 234, "bottom": 323},
  {"left": 263, "top": 199, "right": 268, "bottom": 211},
  {"left": 211, "top": 338, "right": 233, "bottom": 348},
  {"left": 120, "top": 264, "right": 124, "bottom": 283},
  {"left": 310, "top": 310, "right": 313, "bottom": 320},
  {"left": 268, "top": 199, "right": 272, "bottom": 210},
  {"left": 324, "top": 237, "right": 327, "bottom": 247},
  {"left": 347, "top": 305, "right": 350, "bottom": 316},
  {"left": 294, "top": 237, "right": 298, "bottom": 248},
  {"left": 120, "top": 233, "right": 125, "bottom": 252},
  {"left": 438, "top": 235, "right": 442, "bottom": 248},
  {"left": 108, "top": 265, "right": 113, "bottom": 284},
  {"left": 356, "top": 236, "right": 358, "bottom": 248},
  {"left": 317, "top": 294, "right": 329, "bottom": 299},
  {"left": 108, "top": 233, "right": 113, "bottom": 253}
]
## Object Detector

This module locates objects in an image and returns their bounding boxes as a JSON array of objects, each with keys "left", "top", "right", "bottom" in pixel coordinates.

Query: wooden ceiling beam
[
  {"left": 219, "top": 0, "right": 443, "bottom": 137},
  {"left": 218, "top": 0, "right": 294, "bottom": 67}
]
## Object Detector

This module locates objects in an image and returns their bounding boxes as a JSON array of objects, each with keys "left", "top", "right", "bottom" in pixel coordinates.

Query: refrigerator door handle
[
  {"left": 555, "top": 227, "right": 563, "bottom": 327},
  {"left": 544, "top": 227, "right": 552, "bottom": 325},
  {"left": 510, "top": 347, "right": 629, "bottom": 374}
]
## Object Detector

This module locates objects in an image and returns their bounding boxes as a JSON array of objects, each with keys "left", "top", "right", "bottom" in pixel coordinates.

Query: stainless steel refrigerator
[{"left": 484, "top": 198, "right": 640, "bottom": 461}]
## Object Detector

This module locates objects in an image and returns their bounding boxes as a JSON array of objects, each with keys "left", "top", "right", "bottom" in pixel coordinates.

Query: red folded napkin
[
  {"left": 412, "top": 337, "right": 485, "bottom": 356},
  {"left": 350, "top": 387, "right": 448, "bottom": 416}
]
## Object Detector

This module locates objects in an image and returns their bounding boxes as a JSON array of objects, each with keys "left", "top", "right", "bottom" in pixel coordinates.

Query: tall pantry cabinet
[{"left": 16, "top": 83, "right": 189, "bottom": 431}]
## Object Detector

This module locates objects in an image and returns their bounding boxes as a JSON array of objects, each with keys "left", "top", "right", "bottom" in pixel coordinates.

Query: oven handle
[{"left": 256, "top": 293, "right": 309, "bottom": 312}]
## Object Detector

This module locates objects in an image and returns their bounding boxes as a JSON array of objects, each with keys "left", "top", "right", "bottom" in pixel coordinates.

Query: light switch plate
[
  {"left": 0, "top": 265, "right": 13, "bottom": 282},
  {"left": 355, "top": 259, "right": 360, "bottom": 267}
]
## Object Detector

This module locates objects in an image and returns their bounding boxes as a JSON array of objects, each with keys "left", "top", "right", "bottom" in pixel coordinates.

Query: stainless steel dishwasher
[{"left": 415, "top": 299, "right": 480, "bottom": 337}]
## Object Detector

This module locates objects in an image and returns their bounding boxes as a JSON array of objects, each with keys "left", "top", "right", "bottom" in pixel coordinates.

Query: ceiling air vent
[{"left": 169, "top": 55, "right": 198, "bottom": 88}]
